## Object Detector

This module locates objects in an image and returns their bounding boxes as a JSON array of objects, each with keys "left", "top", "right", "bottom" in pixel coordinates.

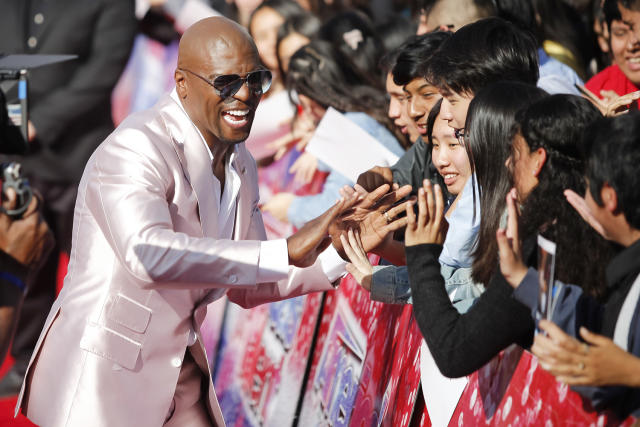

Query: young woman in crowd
[
  {"left": 261, "top": 40, "right": 404, "bottom": 228},
  {"left": 275, "top": 12, "right": 321, "bottom": 77},
  {"left": 402, "top": 94, "right": 612, "bottom": 378},
  {"left": 249, "top": 0, "right": 306, "bottom": 97}
]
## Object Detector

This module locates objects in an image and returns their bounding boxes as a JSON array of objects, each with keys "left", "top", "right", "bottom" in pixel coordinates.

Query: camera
[{"left": 0, "top": 54, "right": 74, "bottom": 219}]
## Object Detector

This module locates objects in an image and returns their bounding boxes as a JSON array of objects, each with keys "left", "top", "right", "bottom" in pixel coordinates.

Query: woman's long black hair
[
  {"left": 516, "top": 95, "right": 612, "bottom": 299},
  {"left": 463, "top": 82, "right": 548, "bottom": 285},
  {"left": 287, "top": 40, "right": 399, "bottom": 143}
]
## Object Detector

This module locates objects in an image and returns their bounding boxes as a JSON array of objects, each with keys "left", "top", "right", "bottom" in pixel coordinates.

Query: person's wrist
[{"left": 506, "top": 265, "right": 528, "bottom": 288}]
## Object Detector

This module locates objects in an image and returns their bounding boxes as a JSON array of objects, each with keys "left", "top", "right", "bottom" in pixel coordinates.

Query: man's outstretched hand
[
  {"left": 329, "top": 183, "right": 413, "bottom": 259},
  {"left": 286, "top": 195, "right": 359, "bottom": 267}
]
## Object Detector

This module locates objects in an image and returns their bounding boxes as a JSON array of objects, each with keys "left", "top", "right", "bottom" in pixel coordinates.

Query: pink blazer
[{"left": 17, "top": 93, "right": 337, "bottom": 427}]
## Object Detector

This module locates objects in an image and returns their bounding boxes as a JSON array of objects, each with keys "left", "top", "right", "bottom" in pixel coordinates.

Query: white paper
[
  {"left": 420, "top": 340, "right": 468, "bottom": 427},
  {"left": 305, "top": 108, "right": 400, "bottom": 182}
]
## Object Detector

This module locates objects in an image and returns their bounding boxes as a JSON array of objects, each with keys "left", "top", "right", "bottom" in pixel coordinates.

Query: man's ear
[
  {"left": 600, "top": 183, "right": 619, "bottom": 213},
  {"left": 532, "top": 147, "right": 547, "bottom": 177},
  {"left": 175, "top": 69, "right": 187, "bottom": 98}
]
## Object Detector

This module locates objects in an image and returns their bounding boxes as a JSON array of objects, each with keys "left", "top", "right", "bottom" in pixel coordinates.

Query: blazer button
[
  {"left": 171, "top": 357, "right": 182, "bottom": 368},
  {"left": 229, "top": 275, "right": 237, "bottom": 284},
  {"left": 187, "top": 329, "right": 197, "bottom": 346}
]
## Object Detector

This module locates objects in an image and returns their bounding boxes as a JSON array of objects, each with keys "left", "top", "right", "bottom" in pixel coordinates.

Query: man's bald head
[
  {"left": 178, "top": 16, "right": 259, "bottom": 71},
  {"left": 174, "top": 16, "right": 265, "bottom": 150}
]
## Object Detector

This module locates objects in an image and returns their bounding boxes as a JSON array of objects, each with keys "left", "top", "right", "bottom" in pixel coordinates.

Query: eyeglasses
[
  {"left": 179, "top": 68, "right": 272, "bottom": 100},
  {"left": 454, "top": 127, "right": 466, "bottom": 144}
]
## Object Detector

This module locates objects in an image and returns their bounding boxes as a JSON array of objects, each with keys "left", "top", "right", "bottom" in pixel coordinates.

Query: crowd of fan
[
  {"left": 244, "top": 0, "right": 640, "bottom": 420},
  {"left": 3, "top": 0, "right": 640, "bottom": 421}
]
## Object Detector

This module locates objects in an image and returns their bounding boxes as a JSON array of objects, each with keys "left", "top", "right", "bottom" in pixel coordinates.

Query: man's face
[
  {"left": 177, "top": 40, "right": 264, "bottom": 146},
  {"left": 611, "top": 3, "right": 640, "bottom": 85},
  {"left": 439, "top": 89, "right": 473, "bottom": 131},
  {"left": 404, "top": 77, "right": 441, "bottom": 136},
  {"left": 385, "top": 73, "right": 420, "bottom": 143}
]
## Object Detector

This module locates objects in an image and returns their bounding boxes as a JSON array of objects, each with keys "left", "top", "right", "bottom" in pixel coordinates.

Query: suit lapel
[
  {"left": 233, "top": 146, "right": 253, "bottom": 241},
  {"left": 159, "top": 93, "right": 220, "bottom": 238}
]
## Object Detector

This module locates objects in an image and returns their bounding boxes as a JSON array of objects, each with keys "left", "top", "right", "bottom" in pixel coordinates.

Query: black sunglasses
[{"left": 179, "top": 68, "right": 272, "bottom": 100}]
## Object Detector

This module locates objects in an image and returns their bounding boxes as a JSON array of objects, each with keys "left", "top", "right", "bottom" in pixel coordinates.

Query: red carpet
[
  {"left": 0, "top": 357, "right": 37, "bottom": 426},
  {"left": 0, "top": 252, "right": 69, "bottom": 426}
]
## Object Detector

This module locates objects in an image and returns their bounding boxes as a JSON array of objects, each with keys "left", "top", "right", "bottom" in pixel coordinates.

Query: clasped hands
[
  {"left": 337, "top": 179, "right": 448, "bottom": 290},
  {"left": 285, "top": 181, "right": 413, "bottom": 268}
]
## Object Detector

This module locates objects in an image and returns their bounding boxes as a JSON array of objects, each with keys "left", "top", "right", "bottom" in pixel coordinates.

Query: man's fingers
[
  {"left": 385, "top": 216, "right": 408, "bottom": 232},
  {"left": 353, "top": 184, "right": 368, "bottom": 197}
]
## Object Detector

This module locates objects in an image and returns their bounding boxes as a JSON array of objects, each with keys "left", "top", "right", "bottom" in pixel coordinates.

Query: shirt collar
[{"left": 606, "top": 238, "right": 640, "bottom": 288}]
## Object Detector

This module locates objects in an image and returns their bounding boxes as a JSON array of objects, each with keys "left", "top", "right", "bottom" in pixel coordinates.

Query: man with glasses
[{"left": 16, "top": 16, "right": 358, "bottom": 427}]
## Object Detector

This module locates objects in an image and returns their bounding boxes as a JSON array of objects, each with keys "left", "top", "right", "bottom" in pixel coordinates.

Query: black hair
[
  {"left": 275, "top": 13, "right": 321, "bottom": 78},
  {"left": 287, "top": 40, "right": 393, "bottom": 136},
  {"left": 426, "top": 97, "right": 443, "bottom": 146},
  {"left": 603, "top": 0, "right": 622, "bottom": 27},
  {"left": 375, "top": 14, "right": 418, "bottom": 53},
  {"left": 391, "top": 31, "right": 452, "bottom": 87},
  {"left": 426, "top": 17, "right": 539, "bottom": 96},
  {"left": 248, "top": 0, "right": 306, "bottom": 35},
  {"left": 462, "top": 82, "right": 548, "bottom": 285},
  {"left": 516, "top": 95, "right": 611, "bottom": 299},
  {"left": 584, "top": 113, "right": 640, "bottom": 230},
  {"left": 318, "top": 10, "right": 386, "bottom": 90},
  {"left": 494, "top": 0, "right": 536, "bottom": 32}
]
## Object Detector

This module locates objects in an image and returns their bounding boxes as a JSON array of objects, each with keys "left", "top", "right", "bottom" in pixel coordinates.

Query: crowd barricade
[{"left": 205, "top": 148, "right": 637, "bottom": 427}]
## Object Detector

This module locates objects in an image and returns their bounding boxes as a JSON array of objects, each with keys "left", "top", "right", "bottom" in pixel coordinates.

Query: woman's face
[
  {"left": 609, "top": 15, "right": 640, "bottom": 86},
  {"left": 277, "top": 32, "right": 310, "bottom": 74},
  {"left": 250, "top": 7, "right": 285, "bottom": 71},
  {"left": 507, "top": 133, "right": 541, "bottom": 203},
  {"left": 431, "top": 117, "right": 471, "bottom": 196}
]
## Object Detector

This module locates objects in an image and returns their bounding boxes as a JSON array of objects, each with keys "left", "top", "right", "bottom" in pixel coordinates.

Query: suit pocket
[
  {"left": 107, "top": 293, "right": 152, "bottom": 334},
  {"left": 79, "top": 322, "right": 141, "bottom": 370}
]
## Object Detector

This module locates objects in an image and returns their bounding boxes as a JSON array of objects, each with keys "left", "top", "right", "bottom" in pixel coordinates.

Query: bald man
[{"left": 15, "top": 17, "right": 353, "bottom": 427}]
